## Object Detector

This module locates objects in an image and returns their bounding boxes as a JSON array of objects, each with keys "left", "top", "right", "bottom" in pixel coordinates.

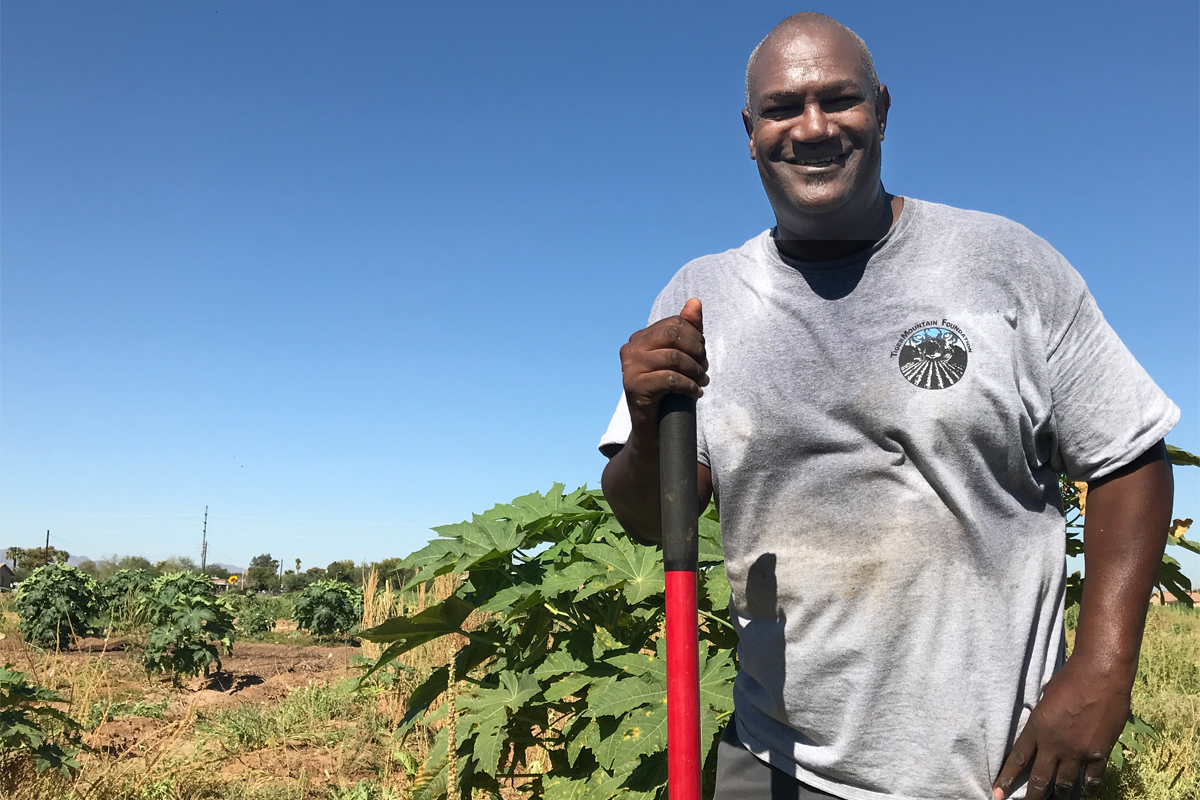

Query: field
[
  {"left": 0, "top": 575, "right": 465, "bottom": 800},
  {"left": 1, "top": 584, "right": 1197, "bottom": 799}
]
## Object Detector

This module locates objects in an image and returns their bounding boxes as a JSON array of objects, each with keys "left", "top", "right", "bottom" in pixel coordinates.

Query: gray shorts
[{"left": 714, "top": 718, "right": 839, "bottom": 800}]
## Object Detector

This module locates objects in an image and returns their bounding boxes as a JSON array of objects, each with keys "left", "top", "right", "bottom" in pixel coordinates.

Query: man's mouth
[{"left": 789, "top": 152, "right": 848, "bottom": 168}]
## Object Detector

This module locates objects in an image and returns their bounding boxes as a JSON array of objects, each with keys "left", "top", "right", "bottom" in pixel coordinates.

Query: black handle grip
[{"left": 659, "top": 393, "right": 699, "bottom": 572}]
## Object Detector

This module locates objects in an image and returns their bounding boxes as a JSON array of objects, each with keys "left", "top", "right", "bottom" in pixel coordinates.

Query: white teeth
[{"left": 796, "top": 156, "right": 838, "bottom": 166}]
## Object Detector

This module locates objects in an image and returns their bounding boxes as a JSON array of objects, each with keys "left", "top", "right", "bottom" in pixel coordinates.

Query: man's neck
[{"left": 773, "top": 192, "right": 903, "bottom": 263}]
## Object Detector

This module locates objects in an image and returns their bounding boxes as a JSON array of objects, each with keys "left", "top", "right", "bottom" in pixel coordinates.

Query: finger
[
  {"left": 1052, "top": 759, "right": 1081, "bottom": 799},
  {"left": 633, "top": 318, "right": 707, "bottom": 362},
  {"left": 629, "top": 370, "right": 705, "bottom": 400},
  {"left": 1081, "top": 758, "right": 1105, "bottom": 798},
  {"left": 625, "top": 350, "right": 709, "bottom": 388},
  {"left": 680, "top": 298, "right": 703, "bottom": 335},
  {"left": 1024, "top": 751, "right": 1060, "bottom": 800},
  {"left": 993, "top": 729, "right": 1037, "bottom": 799}
]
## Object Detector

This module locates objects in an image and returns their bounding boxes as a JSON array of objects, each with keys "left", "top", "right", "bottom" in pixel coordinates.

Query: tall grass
[{"left": 1066, "top": 603, "right": 1200, "bottom": 799}]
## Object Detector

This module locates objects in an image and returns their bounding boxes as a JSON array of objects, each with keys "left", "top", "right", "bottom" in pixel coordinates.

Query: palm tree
[{"left": 295, "top": 558, "right": 301, "bottom": 573}]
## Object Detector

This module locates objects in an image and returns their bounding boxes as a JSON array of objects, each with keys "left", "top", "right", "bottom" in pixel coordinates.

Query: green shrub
[
  {"left": 99, "top": 568, "right": 154, "bottom": 631},
  {"left": 0, "top": 663, "right": 85, "bottom": 777},
  {"left": 230, "top": 594, "right": 276, "bottom": 637},
  {"left": 293, "top": 580, "right": 362, "bottom": 637},
  {"left": 14, "top": 563, "right": 100, "bottom": 649},
  {"left": 141, "top": 572, "right": 235, "bottom": 682},
  {"left": 361, "top": 485, "right": 735, "bottom": 800}
]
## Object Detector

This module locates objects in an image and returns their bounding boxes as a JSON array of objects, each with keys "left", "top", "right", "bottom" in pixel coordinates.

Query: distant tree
[
  {"left": 305, "top": 566, "right": 326, "bottom": 579},
  {"left": 373, "top": 557, "right": 415, "bottom": 588},
  {"left": 76, "top": 559, "right": 98, "bottom": 578},
  {"left": 154, "top": 556, "right": 199, "bottom": 576},
  {"left": 281, "top": 571, "right": 311, "bottom": 593},
  {"left": 325, "top": 560, "right": 356, "bottom": 584},
  {"left": 118, "top": 556, "right": 154, "bottom": 571},
  {"left": 249, "top": 554, "right": 278, "bottom": 570},
  {"left": 203, "top": 564, "right": 231, "bottom": 580},
  {"left": 96, "top": 555, "right": 154, "bottom": 581},
  {"left": 12, "top": 546, "right": 69, "bottom": 571},
  {"left": 246, "top": 554, "right": 280, "bottom": 593},
  {"left": 295, "top": 558, "right": 301, "bottom": 573}
]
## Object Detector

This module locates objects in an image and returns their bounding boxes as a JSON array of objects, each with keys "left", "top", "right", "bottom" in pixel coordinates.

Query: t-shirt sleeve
[
  {"left": 1048, "top": 290, "right": 1179, "bottom": 482},
  {"left": 598, "top": 393, "right": 633, "bottom": 457}
]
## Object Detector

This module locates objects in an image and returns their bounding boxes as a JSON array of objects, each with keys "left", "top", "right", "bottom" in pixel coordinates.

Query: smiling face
[{"left": 743, "top": 23, "right": 890, "bottom": 238}]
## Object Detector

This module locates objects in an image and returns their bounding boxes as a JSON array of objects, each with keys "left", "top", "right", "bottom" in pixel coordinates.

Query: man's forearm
[
  {"left": 1072, "top": 441, "right": 1173, "bottom": 682},
  {"left": 602, "top": 433, "right": 664, "bottom": 544}
]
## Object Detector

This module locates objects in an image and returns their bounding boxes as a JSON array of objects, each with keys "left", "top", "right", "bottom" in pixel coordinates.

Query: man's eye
[
  {"left": 761, "top": 104, "right": 801, "bottom": 119},
  {"left": 822, "top": 96, "right": 861, "bottom": 112}
]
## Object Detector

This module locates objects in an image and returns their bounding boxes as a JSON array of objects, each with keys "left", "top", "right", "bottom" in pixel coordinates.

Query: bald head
[{"left": 745, "top": 13, "right": 878, "bottom": 115}]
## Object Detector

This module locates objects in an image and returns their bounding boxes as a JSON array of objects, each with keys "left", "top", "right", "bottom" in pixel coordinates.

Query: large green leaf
[
  {"left": 1166, "top": 444, "right": 1200, "bottom": 468},
  {"left": 544, "top": 765, "right": 637, "bottom": 800},
  {"left": 538, "top": 561, "right": 608, "bottom": 599},
  {"left": 702, "top": 563, "right": 732, "bottom": 611},
  {"left": 532, "top": 650, "right": 590, "bottom": 681},
  {"left": 610, "top": 698, "right": 668, "bottom": 767},
  {"left": 578, "top": 536, "right": 664, "bottom": 604},
  {"left": 459, "top": 671, "right": 541, "bottom": 772},
  {"left": 360, "top": 594, "right": 476, "bottom": 645},
  {"left": 398, "top": 539, "right": 464, "bottom": 588},
  {"left": 582, "top": 677, "right": 659, "bottom": 719},
  {"left": 698, "top": 515, "right": 724, "bottom": 564}
]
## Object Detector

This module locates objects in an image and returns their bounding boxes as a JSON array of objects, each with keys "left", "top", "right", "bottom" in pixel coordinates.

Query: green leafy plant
[
  {"left": 360, "top": 485, "right": 735, "bottom": 800},
  {"left": 293, "top": 580, "right": 362, "bottom": 637},
  {"left": 14, "top": 563, "right": 100, "bottom": 649},
  {"left": 0, "top": 663, "right": 86, "bottom": 778},
  {"left": 141, "top": 572, "right": 235, "bottom": 682},
  {"left": 100, "top": 568, "right": 155, "bottom": 631},
  {"left": 1062, "top": 445, "right": 1200, "bottom": 611},
  {"left": 230, "top": 594, "right": 277, "bottom": 637}
]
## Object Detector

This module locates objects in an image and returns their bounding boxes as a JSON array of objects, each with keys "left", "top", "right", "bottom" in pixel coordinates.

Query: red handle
[{"left": 666, "top": 570, "right": 701, "bottom": 800}]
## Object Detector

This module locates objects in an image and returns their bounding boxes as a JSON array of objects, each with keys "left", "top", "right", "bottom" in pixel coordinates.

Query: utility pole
[
  {"left": 200, "top": 507, "right": 208, "bottom": 574},
  {"left": 45, "top": 530, "right": 50, "bottom": 563}
]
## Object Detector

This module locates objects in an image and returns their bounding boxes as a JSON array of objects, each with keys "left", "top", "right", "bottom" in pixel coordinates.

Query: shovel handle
[{"left": 660, "top": 393, "right": 701, "bottom": 800}]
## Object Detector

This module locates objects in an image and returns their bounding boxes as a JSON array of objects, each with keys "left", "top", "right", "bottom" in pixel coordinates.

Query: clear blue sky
[{"left": 3, "top": 1, "right": 1197, "bottom": 578}]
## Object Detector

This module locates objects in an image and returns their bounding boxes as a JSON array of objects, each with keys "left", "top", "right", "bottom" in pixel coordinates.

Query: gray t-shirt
[{"left": 599, "top": 198, "right": 1179, "bottom": 800}]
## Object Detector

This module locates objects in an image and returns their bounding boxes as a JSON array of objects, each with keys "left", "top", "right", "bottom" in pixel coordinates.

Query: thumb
[{"left": 680, "top": 298, "right": 703, "bottom": 335}]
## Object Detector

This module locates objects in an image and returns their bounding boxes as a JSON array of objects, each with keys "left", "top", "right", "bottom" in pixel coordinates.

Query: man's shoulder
[
  {"left": 663, "top": 231, "right": 771, "bottom": 288},
  {"left": 910, "top": 198, "right": 1057, "bottom": 259}
]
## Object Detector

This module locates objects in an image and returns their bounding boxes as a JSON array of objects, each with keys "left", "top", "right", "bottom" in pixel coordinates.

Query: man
[{"left": 598, "top": 13, "right": 1177, "bottom": 800}]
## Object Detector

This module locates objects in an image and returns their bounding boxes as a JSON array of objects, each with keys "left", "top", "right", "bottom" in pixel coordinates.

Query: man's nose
[{"left": 791, "top": 103, "right": 833, "bottom": 143}]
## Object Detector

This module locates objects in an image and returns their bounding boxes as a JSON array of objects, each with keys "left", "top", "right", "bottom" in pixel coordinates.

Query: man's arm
[
  {"left": 993, "top": 440, "right": 1173, "bottom": 800},
  {"left": 601, "top": 298, "right": 714, "bottom": 543}
]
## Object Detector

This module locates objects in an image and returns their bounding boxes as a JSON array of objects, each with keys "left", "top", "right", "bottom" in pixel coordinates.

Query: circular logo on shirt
[{"left": 897, "top": 326, "right": 969, "bottom": 389}]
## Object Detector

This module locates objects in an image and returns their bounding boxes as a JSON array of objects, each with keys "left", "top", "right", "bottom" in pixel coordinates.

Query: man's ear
[
  {"left": 742, "top": 108, "right": 756, "bottom": 160},
  {"left": 876, "top": 84, "right": 891, "bottom": 140}
]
